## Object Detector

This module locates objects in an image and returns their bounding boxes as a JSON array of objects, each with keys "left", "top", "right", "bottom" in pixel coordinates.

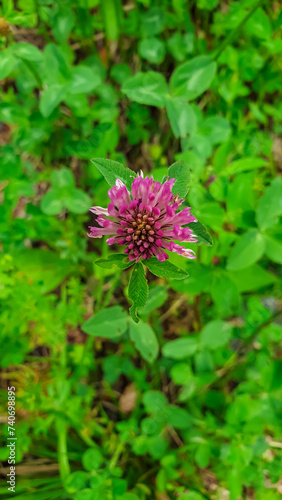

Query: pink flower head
[{"left": 88, "top": 173, "right": 197, "bottom": 262}]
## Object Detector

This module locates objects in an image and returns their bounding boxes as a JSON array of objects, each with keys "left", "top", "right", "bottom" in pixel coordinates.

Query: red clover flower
[{"left": 88, "top": 172, "right": 197, "bottom": 263}]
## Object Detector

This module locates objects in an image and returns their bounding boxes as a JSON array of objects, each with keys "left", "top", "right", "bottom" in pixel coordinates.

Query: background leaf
[
  {"left": 170, "top": 55, "right": 217, "bottom": 100},
  {"left": 162, "top": 337, "right": 198, "bottom": 359},
  {"left": 129, "top": 320, "right": 159, "bottom": 362},
  {"left": 39, "top": 84, "right": 66, "bottom": 117},
  {"left": 166, "top": 96, "right": 197, "bottom": 138},
  {"left": 200, "top": 320, "right": 232, "bottom": 349},
  {"left": 82, "top": 306, "right": 128, "bottom": 338},
  {"left": 227, "top": 229, "right": 265, "bottom": 270},
  {"left": 256, "top": 178, "right": 282, "bottom": 230},
  {"left": 122, "top": 72, "right": 168, "bottom": 107}
]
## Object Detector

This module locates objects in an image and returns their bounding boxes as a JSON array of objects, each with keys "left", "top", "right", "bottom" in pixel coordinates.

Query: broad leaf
[
  {"left": 162, "top": 337, "right": 198, "bottom": 359},
  {"left": 64, "top": 189, "right": 91, "bottom": 214},
  {"left": 122, "top": 71, "right": 168, "bottom": 108},
  {"left": 0, "top": 50, "right": 15, "bottom": 79},
  {"left": 194, "top": 203, "right": 224, "bottom": 230},
  {"left": 91, "top": 158, "right": 136, "bottom": 190},
  {"left": 227, "top": 229, "right": 265, "bottom": 271},
  {"left": 256, "top": 177, "right": 282, "bottom": 230},
  {"left": 264, "top": 234, "right": 282, "bottom": 264},
  {"left": 128, "top": 263, "right": 149, "bottom": 323},
  {"left": 166, "top": 96, "right": 196, "bottom": 138},
  {"left": 140, "top": 286, "right": 168, "bottom": 316},
  {"left": 200, "top": 116, "right": 231, "bottom": 145},
  {"left": 129, "top": 320, "right": 159, "bottom": 362},
  {"left": 200, "top": 320, "right": 232, "bottom": 350},
  {"left": 14, "top": 250, "right": 70, "bottom": 294},
  {"left": 146, "top": 257, "right": 188, "bottom": 280},
  {"left": 12, "top": 42, "right": 43, "bottom": 62},
  {"left": 170, "top": 55, "right": 217, "bottom": 100},
  {"left": 229, "top": 264, "right": 277, "bottom": 292},
  {"left": 166, "top": 405, "right": 191, "bottom": 429},
  {"left": 39, "top": 84, "right": 66, "bottom": 117},
  {"left": 223, "top": 157, "right": 267, "bottom": 176},
  {"left": 51, "top": 168, "right": 75, "bottom": 188},
  {"left": 41, "top": 189, "right": 63, "bottom": 215},
  {"left": 67, "top": 66, "right": 101, "bottom": 94},
  {"left": 138, "top": 37, "right": 165, "bottom": 64},
  {"left": 168, "top": 160, "right": 190, "bottom": 198},
  {"left": 82, "top": 306, "right": 128, "bottom": 338}
]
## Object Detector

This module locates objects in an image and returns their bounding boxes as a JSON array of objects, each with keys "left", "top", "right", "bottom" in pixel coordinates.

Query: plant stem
[
  {"left": 56, "top": 418, "right": 71, "bottom": 482},
  {"left": 213, "top": 0, "right": 264, "bottom": 61}
]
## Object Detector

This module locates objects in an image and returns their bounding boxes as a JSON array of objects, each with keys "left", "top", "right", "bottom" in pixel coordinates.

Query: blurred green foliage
[{"left": 0, "top": 0, "right": 282, "bottom": 499}]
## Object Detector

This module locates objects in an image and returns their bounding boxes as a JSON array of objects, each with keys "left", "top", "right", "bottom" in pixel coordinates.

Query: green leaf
[
  {"left": 140, "top": 286, "right": 168, "bottom": 316},
  {"left": 191, "top": 221, "right": 213, "bottom": 246},
  {"left": 166, "top": 405, "right": 191, "bottom": 429},
  {"left": 146, "top": 257, "right": 188, "bottom": 280},
  {"left": 166, "top": 96, "right": 196, "bottom": 138},
  {"left": 122, "top": 71, "right": 168, "bottom": 108},
  {"left": 211, "top": 271, "right": 240, "bottom": 316},
  {"left": 256, "top": 178, "right": 282, "bottom": 230},
  {"left": 142, "top": 7, "right": 164, "bottom": 36},
  {"left": 75, "top": 489, "right": 95, "bottom": 500},
  {"left": 200, "top": 116, "right": 231, "bottom": 145},
  {"left": 194, "top": 203, "right": 224, "bottom": 230},
  {"left": 65, "top": 471, "right": 88, "bottom": 494},
  {"left": 91, "top": 158, "right": 136, "bottom": 190},
  {"left": 229, "top": 264, "right": 277, "bottom": 292},
  {"left": 81, "top": 306, "right": 128, "bottom": 338},
  {"left": 64, "top": 189, "right": 91, "bottom": 214},
  {"left": 67, "top": 66, "right": 101, "bottom": 95},
  {"left": 162, "top": 337, "right": 198, "bottom": 359},
  {"left": 51, "top": 168, "right": 75, "bottom": 188},
  {"left": 195, "top": 444, "right": 210, "bottom": 468},
  {"left": 168, "top": 160, "right": 190, "bottom": 197},
  {"left": 12, "top": 42, "right": 43, "bottom": 62},
  {"left": 129, "top": 320, "right": 159, "bottom": 362},
  {"left": 128, "top": 263, "right": 148, "bottom": 323},
  {"left": 142, "top": 391, "right": 167, "bottom": 413},
  {"left": 138, "top": 37, "right": 165, "bottom": 64},
  {"left": 223, "top": 157, "right": 267, "bottom": 176},
  {"left": 227, "top": 229, "right": 266, "bottom": 270},
  {"left": 41, "top": 189, "right": 63, "bottom": 215},
  {"left": 52, "top": 7, "right": 75, "bottom": 43},
  {"left": 0, "top": 50, "right": 15, "bottom": 79},
  {"left": 264, "top": 234, "right": 282, "bottom": 264},
  {"left": 14, "top": 250, "right": 70, "bottom": 294},
  {"left": 43, "top": 43, "right": 71, "bottom": 85},
  {"left": 170, "top": 55, "right": 217, "bottom": 100},
  {"left": 39, "top": 84, "right": 66, "bottom": 117},
  {"left": 82, "top": 448, "right": 103, "bottom": 471},
  {"left": 95, "top": 254, "right": 133, "bottom": 270},
  {"left": 200, "top": 320, "right": 232, "bottom": 350}
]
